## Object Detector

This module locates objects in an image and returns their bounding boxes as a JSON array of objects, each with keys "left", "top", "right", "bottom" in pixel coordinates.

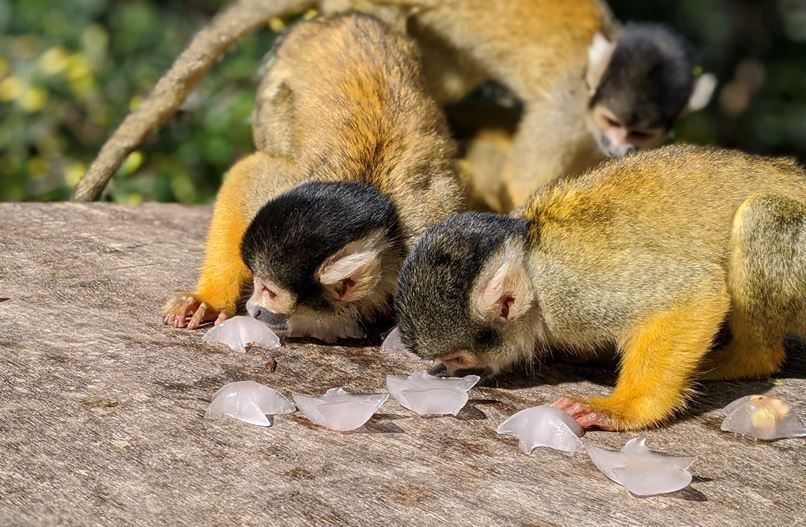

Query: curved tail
[{"left": 72, "top": 0, "right": 314, "bottom": 201}]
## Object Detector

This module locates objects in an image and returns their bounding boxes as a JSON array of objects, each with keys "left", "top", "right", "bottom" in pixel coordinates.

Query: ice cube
[
  {"left": 202, "top": 315, "right": 280, "bottom": 352},
  {"left": 386, "top": 371, "right": 480, "bottom": 416},
  {"left": 292, "top": 388, "right": 388, "bottom": 431},
  {"left": 497, "top": 405, "right": 584, "bottom": 454},
  {"left": 720, "top": 395, "right": 806, "bottom": 440},
  {"left": 586, "top": 437, "right": 696, "bottom": 496},
  {"left": 380, "top": 326, "right": 420, "bottom": 359},
  {"left": 204, "top": 380, "right": 294, "bottom": 427},
  {"left": 381, "top": 327, "right": 406, "bottom": 353}
]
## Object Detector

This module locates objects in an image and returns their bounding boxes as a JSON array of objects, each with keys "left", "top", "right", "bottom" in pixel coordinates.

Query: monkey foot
[
  {"left": 551, "top": 397, "right": 618, "bottom": 431},
  {"left": 163, "top": 293, "right": 227, "bottom": 330}
]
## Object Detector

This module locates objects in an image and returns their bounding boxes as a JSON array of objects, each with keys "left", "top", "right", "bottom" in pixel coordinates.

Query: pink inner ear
[
  {"left": 336, "top": 278, "right": 357, "bottom": 301},
  {"left": 498, "top": 294, "right": 514, "bottom": 322}
]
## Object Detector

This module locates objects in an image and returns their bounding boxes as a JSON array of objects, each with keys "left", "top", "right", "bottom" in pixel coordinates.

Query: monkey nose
[{"left": 249, "top": 305, "right": 289, "bottom": 329}]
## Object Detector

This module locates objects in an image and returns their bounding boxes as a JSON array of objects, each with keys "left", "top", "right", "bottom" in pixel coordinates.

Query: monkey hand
[
  {"left": 551, "top": 397, "right": 631, "bottom": 431},
  {"left": 163, "top": 292, "right": 230, "bottom": 330}
]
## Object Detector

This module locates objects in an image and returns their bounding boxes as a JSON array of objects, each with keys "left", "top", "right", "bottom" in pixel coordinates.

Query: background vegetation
[{"left": 1, "top": 0, "right": 804, "bottom": 202}]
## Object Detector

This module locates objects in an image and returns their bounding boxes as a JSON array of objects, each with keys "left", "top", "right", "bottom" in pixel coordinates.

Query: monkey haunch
[
  {"left": 164, "top": 14, "right": 464, "bottom": 342},
  {"left": 395, "top": 145, "right": 805, "bottom": 431}
]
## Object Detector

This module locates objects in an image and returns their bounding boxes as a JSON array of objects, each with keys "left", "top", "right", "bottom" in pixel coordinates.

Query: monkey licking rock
[
  {"left": 164, "top": 14, "right": 464, "bottom": 342},
  {"left": 395, "top": 145, "right": 805, "bottom": 430}
]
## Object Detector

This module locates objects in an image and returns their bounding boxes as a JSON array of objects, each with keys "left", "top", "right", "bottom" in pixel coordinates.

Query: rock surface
[{"left": 1, "top": 203, "right": 804, "bottom": 526}]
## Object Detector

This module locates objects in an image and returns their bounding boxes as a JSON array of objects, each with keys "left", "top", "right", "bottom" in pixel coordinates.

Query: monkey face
[
  {"left": 589, "top": 104, "right": 666, "bottom": 158},
  {"left": 241, "top": 181, "right": 404, "bottom": 342},
  {"left": 585, "top": 24, "right": 714, "bottom": 159},
  {"left": 246, "top": 276, "right": 294, "bottom": 331},
  {"left": 396, "top": 213, "right": 539, "bottom": 377}
]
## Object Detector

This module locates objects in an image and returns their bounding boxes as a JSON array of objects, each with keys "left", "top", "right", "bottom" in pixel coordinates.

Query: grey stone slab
[{"left": 0, "top": 203, "right": 803, "bottom": 527}]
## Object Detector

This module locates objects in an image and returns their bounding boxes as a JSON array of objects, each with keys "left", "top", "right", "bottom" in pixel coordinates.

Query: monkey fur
[
  {"left": 395, "top": 145, "right": 805, "bottom": 430},
  {"left": 79, "top": 1, "right": 717, "bottom": 216},
  {"left": 164, "top": 13, "right": 464, "bottom": 342},
  {"left": 77, "top": 0, "right": 615, "bottom": 205}
]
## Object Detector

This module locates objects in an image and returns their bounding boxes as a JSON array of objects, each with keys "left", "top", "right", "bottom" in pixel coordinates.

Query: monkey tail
[{"left": 72, "top": 0, "right": 314, "bottom": 202}]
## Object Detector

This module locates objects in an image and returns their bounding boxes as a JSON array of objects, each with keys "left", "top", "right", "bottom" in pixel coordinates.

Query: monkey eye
[
  {"left": 626, "top": 128, "right": 664, "bottom": 145},
  {"left": 261, "top": 284, "right": 277, "bottom": 299},
  {"left": 628, "top": 130, "right": 651, "bottom": 140},
  {"left": 605, "top": 116, "right": 622, "bottom": 128}
]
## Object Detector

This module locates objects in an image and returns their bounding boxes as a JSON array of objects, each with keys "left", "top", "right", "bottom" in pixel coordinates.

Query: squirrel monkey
[
  {"left": 164, "top": 14, "right": 464, "bottom": 342},
  {"left": 77, "top": 0, "right": 714, "bottom": 207},
  {"left": 585, "top": 23, "right": 716, "bottom": 158},
  {"left": 467, "top": 22, "right": 716, "bottom": 212},
  {"left": 394, "top": 145, "right": 805, "bottom": 430}
]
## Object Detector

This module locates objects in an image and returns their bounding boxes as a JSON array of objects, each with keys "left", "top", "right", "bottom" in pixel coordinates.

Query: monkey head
[
  {"left": 586, "top": 23, "right": 716, "bottom": 157},
  {"left": 241, "top": 181, "right": 404, "bottom": 343},
  {"left": 395, "top": 213, "right": 540, "bottom": 377}
]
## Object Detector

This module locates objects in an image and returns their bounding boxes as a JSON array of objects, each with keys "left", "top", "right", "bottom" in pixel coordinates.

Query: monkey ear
[
  {"left": 686, "top": 73, "right": 717, "bottom": 113},
  {"left": 586, "top": 32, "right": 616, "bottom": 96},
  {"left": 317, "top": 232, "right": 387, "bottom": 303},
  {"left": 472, "top": 261, "right": 533, "bottom": 324}
]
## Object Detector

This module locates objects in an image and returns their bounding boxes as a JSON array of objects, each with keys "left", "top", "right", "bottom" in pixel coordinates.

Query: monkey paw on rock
[
  {"left": 163, "top": 292, "right": 229, "bottom": 330},
  {"left": 552, "top": 397, "right": 621, "bottom": 431}
]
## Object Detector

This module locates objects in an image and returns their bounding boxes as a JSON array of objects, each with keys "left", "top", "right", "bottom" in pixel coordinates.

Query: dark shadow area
[
  {"left": 684, "top": 337, "right": 806, "bottom": 420},
  {"left": 662, "top": 486, "right": 708, "bottom": 502}
]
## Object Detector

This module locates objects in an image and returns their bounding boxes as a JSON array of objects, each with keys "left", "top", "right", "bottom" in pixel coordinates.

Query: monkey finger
[
  {"left": 576, "top": 410, "right": 616, "bottom": 431},
  {"left": 214, "top": 312, "right": 229, "bottom": 326},
  {"left": 188, "top": 303, "right": 217, "bottom": 330},
  {"left": 550, "top": 397, "right": 579, "bottom": 412}
]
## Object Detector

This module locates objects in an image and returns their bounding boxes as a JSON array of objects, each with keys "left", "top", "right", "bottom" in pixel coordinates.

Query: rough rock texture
[{"left": 1, "top": 203, "right": 804, "bottom": 527}]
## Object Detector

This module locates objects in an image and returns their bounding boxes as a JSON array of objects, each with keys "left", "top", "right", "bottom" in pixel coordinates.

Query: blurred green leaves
[{"left": 0, "top": 0, "right": 275, "bottom": 202}]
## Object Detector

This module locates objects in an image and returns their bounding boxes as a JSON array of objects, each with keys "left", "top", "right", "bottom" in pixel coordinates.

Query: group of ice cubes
[
  {"left": 200, "top": 317, "right": 803, "bottom": 493},
  {"left": 205, "top": 374, "right": 480, "bottom": 431},
  {"left": 496, "top": 405, "right": 696, "bottom": 496},
  {"left": 720, "top": 394, "right": 806, "bottom": 440},
  {"left": 203, "top": 320, "right": 481, "bottom": 429}
]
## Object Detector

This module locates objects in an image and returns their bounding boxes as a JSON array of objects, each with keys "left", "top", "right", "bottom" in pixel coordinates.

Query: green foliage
[
  {"left": 0, "top": 1, "right": 804, "bottom": 202},
  {"left": 610, "top": 0, "right": 806, "bottom": 158},
  {"left": 0, "top": 0, "right": 276, "bottom": 203}
]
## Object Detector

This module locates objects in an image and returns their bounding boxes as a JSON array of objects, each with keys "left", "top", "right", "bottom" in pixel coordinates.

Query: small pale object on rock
[
  {"left": 720, "top": 395, "right": 806, "bottom": 440},
  {"left": 202, "top": 315, "right": 280, "bottom": 352},
  {"left": 292, "top": 388, "right": 388, "bottom": 432},
  {"left": 205, "top": 381, "right": 294, "bottom": 427},
  {"left": 497, "top": 405, "right": 584, "bottom": 454},
  {"left": 380, "top": 326, "right": 419, "bottom": 359},
  {"left": 381, "top": 327, "right": 406, "bottom": 353},
  {"left": 586, "top": 436, "right": 696, "bottom": 496},
  {"left": 386, "top": 371, "right": 479, "bottom": 416}
]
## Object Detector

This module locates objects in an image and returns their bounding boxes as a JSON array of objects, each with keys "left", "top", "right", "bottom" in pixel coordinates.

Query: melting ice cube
[
  {"left": 720, "top": 395, "right": 806, "bottom": 440},
  {"left": 386, "top": 371, "right": 480, "bottom": 416},
  {"left": 381, "top": 327, "right": 406, "bottom": 353},
  {"left": 497, "top": 405, "right": 584, "bottom": 454},
  {"left": 292, "top": 388, "right": 388, "bottom": 432},
  {"left": 204, "top": 380, "right": 294, "bottom": 427},
  {"left": 586, "top": 437, "right": 696, "bottom": 496},
  {"left": 380, "top": 326, "right": 420, "bottom": 359},
  {"left": 202, "top": 315, "right": 280, "bottom": 352}
]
